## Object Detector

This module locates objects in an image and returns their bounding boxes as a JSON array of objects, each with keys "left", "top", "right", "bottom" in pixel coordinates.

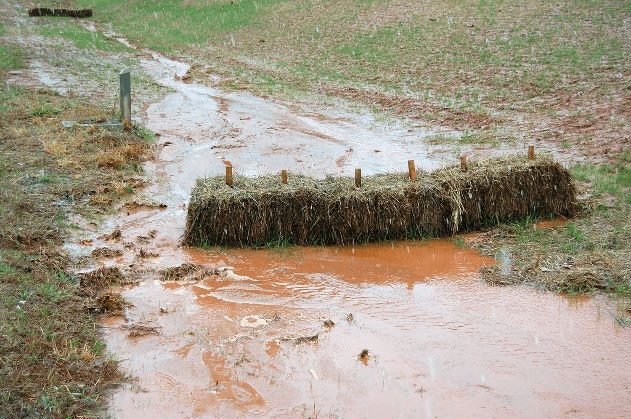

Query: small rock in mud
[
  {"left": 160, "top": 263, "right": 214, "bottom": 281},
  {"left": 346, "top": 313, "right": 354, "bottom": 323},
  {"left": 323, "top": 319, "right": 335, "bottom": 328},
  {"left": 91, "top": 247, "right": 123, "bottom": 259},
  {"left": 358, "top": 348, "right": 376, "bottom": 365}
]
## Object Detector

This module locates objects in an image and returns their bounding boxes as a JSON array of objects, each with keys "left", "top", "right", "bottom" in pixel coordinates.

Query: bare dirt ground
[{"left": 1, "top": 1, "right": 630, "bottom": 417}]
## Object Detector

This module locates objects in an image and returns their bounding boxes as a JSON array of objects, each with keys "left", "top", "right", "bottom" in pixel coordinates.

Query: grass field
[
  {"left": 61, "top": 0, "right": 630, "bottom": 153},
  {"left": 69, "top": 0, "right": 628, "bottom": 104}
]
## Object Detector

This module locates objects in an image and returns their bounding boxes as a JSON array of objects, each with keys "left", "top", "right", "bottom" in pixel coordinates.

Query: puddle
[
  {"left": 533, "top": 218, "right": 568, "bottom": 229},
  {"left": 106, "top": 241, "right": 631, "bottom": 418}
]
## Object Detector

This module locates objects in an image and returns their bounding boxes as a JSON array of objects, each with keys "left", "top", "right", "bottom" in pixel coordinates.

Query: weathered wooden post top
[{"left": 119, "top": 68, "right": 131, "bottom": 126}]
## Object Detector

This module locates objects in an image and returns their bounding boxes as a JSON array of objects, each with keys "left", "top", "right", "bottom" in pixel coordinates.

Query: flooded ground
[
  {"left": 21, "top": 25, "right": 624, "bottom": 419},
  {"left": 1, "top": 4, "right": 628, "bottom": 418},
  {"left": 105, "top": 242, "right": 631, "bottom": 418},
  {"left": 73, "top": 42, "right": 629, "bottom": 419}
]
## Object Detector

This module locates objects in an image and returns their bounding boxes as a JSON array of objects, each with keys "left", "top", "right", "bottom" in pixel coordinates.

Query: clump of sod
[{"left": 183, "top": 155, "right": 576, "bottom": 247}]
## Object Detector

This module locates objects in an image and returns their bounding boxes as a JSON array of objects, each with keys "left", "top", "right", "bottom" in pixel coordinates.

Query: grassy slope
[
  {"left": 0, "top": 27, "right": 150, "bottom": 414},
  {"left": 71, "top": 0, "right": 628, "bottom": 103}
]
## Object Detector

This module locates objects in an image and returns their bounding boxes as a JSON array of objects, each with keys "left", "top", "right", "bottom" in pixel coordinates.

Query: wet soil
[{"left": 97, "top": 51, "right": 631, "bottom": 414}]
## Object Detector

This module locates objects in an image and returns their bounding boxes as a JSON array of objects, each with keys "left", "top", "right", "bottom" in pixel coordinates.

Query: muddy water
[
  {"left": 139, "top": 52, "right": 454, "bottom": 182},
  {"left": 106, "top": 241, "right": 631, "bottom": 418}
]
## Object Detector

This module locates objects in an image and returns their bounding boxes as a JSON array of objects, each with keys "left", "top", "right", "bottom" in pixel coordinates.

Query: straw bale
[{"left": 183, "top": 155, "right": 576, "bottom": 247}]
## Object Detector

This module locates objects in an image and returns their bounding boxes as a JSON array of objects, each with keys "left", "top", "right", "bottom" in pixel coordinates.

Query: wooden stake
[
  {"left": 528, "top": 145, "right": 535, "bottom": 160},
  {"left": 225, "top": 165, "right": 233, "bottom": 186},
  {"left": 408, "top": 160, "right": 416, "bottom": 180},
  {"left": 355, "top": 168, "right": 362, "bottom": 188},
  {"left": 282, "top": 169, "right": 288, "bottom": 184},
  {"left": 460, "top": 156, "right": 467, "bottom": 172},
  {"left": 119, "top": 68, "right": 132, "bottom": 127}
]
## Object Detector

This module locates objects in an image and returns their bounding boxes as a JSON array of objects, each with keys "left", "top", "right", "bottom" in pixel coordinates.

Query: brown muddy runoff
[
  {"left": 50, "top": 42, "right": 629, "bottom": 418},
  {"left": 105, "top": 242, "right": 631, "bottom": 418}
]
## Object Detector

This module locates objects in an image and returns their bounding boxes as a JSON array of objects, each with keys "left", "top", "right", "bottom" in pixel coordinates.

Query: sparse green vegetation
[
  {"left": 0, "top": 43, "right": 25, "bottom": 70},
  {"left": 0, "top": 86, "right": 150, "bottom": 417},
  {"left": 67, "top": 0, "right": 628, "bottom": 118},
  {"left": 38, "top": 22, "right": 134, "bottom": 53},
  {"left": 476, "top": 151, "right": 631, "bottom": 320}
]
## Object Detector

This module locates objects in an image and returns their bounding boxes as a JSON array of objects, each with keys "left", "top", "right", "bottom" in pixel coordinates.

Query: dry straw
[{"left": 183, "top": 155, "right": 576, "bottom": 247}]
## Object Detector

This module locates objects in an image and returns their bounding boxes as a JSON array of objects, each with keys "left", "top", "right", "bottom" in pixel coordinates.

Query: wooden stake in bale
[
  {"left": 225, "top": 165, "right": 233, "bottom": 186},
  {"left": 182, "top": 155, "right": 577, "bottom": 247},
  {"left": 528, "top": 145, "right": 535, "bottom": 160},
  {"left": 355, "top": 168, "right": 362, "bottom": 188},
  {"left": 408, "top": 160, "right": 416, "bottom": 180},
  {"left": 282, "top": 170, "right": 288, "bottom": 184},
  {"left": 460, "top": 156, "right": 467, "bottom": 172}
]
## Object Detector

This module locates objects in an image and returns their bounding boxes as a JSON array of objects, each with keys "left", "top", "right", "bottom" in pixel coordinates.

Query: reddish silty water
[{"left": 105, "top": 241, "right": 631, "bottom": 418}]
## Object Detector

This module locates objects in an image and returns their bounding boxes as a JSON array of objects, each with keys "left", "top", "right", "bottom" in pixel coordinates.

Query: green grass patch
[
  {"left": 38, "top": 22, "right": 133, "bottom": 53},
  {"left": 0, "top": 44, "right": 26, "bottom": 70},
  {"left": 571, "top": 157, "right": 631, "bottom": 203}
]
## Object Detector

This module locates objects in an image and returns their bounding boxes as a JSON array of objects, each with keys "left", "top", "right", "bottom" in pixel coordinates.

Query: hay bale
[{"left": 183, "top": 155, "right": 576, "bottom": 247}]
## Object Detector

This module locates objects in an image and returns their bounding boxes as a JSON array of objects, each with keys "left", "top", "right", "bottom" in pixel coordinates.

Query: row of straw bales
[{"left": 182, "top": 155, "right": 576, "bottom": 247}]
